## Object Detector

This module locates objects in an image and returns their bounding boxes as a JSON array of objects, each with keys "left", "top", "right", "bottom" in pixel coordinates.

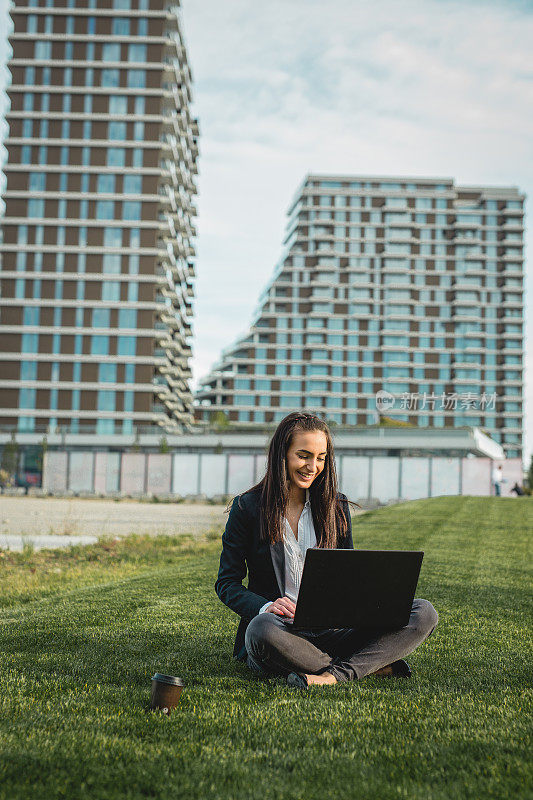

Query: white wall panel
[
  {"left": 401, "top": 458, "right": 430, "bottom": 500},
  {"left": 121, "top": 453, "right": 145, "bottom": 495},
  {"left": 106, "top": 452, "right": 121, "bottom": 493},
  {"left": 372, "top": 457, "right": 400, "bottom": 501},
  {"left": 254, "top": 454, "right": 268, "bottom": 483},
  {"left": 430, "top": 458, "right": 460, "bottom": 497},
  {"left": 227, "top": 455, "right": 255, "bottom": 496},
  {"left": 339, "top": 456, "right": 370, "bottom": 499},
  {"left": 461, "top": 457, "right": 491, "bottom": 496},
  {"left": 146, "top": 454, "right": 171, "bottom": 495},
  {"left": 94, "top": 452, "right": 107, "bottom": 494},
  {"left": 199, "top": 454, "right": 226, "bottom": 496},
  {"left": 43, "top": 451, "right": 68, "bottom": 493},
  {"left": 69, "top": 452, "right": 94, "bottom": 493},
  {"left": 172, "top": 453, "right": 199, "bottom": 496}
]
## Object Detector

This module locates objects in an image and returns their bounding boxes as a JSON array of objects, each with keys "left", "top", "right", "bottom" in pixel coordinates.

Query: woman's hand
[{"left": 265, "top": 596, "right": 296, "bottom": 618}]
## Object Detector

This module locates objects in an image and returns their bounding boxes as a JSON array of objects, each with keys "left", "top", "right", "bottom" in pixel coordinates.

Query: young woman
[{"left": 215, "top": 411, "right": 438, "bottom": 688}]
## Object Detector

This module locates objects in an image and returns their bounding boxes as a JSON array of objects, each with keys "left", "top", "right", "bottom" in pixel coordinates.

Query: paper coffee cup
[{"left": 150, "top": 673, "right": 184, "bottom": 715}]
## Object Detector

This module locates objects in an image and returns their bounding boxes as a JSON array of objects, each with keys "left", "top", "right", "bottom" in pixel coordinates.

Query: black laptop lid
[{"left": 292, "top": 549, "right": 424, "bottom": 631}]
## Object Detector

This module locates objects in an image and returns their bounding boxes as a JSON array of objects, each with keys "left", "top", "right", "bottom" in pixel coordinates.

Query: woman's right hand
[{"left": 265, "top": 596, "right": 296, "bottom": 618}]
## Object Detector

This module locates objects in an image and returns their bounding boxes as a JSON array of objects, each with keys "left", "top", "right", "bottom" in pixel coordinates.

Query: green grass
[{"left": 0, "top": 497, "right": 531, "bottom": 800}]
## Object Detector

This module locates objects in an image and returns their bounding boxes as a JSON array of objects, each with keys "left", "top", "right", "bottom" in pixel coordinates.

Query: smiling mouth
[{"left": 297, "top": 471, "right": 314, "bottom": 479}]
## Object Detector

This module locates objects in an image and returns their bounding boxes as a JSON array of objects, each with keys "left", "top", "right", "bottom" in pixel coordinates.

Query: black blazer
[{"left": 215, "top": 486, "right": 354, "bottom": 661}]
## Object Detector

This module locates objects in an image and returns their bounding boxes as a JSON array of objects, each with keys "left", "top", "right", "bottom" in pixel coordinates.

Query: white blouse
[{"left": 258, "top": 488, "right": 317, "bottom": 613}]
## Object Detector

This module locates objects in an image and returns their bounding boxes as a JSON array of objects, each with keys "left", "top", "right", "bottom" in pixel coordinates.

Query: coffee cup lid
[{"left": 151, "top": 673, "right": 184, "bottom": 687}]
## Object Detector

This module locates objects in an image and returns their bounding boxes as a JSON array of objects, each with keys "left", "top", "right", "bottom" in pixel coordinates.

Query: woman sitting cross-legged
[{"left": 215, "top": 411, "right": 438, "bottom": 688}]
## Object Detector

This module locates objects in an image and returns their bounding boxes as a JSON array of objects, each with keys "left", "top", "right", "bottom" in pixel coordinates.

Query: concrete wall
[{"left": 42, "top": 451, "right": 524, "bottom": 502}]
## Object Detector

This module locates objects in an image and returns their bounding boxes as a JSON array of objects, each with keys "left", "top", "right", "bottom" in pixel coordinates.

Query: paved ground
[
  {"left": 0, "top": 533, "right": 100, "bottom": 552},
  {"left": 0, "top": 495, "right": 367, "bottom": 551},
  {"left": 0, "top": 497, "right": 229, "bottom": 541}
]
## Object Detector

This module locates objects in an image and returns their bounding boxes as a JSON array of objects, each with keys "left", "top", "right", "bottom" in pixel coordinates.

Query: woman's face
[{"left": 286, "top": 429, "right": 328, "bottom": 491}]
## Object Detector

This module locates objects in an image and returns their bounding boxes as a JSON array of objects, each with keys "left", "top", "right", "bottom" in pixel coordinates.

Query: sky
[{"left": 0, "top": 0, "right": 531, "bottom": 466}]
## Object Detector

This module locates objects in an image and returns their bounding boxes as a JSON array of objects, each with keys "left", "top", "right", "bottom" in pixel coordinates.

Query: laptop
[{"left": 290, "top": 549, "right": 424, "bottom": 631}]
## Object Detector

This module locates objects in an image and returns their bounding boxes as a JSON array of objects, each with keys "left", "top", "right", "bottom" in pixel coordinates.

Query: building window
[
  {"left": 23, "top": 307, "right": 40, "bottom": 326},
  {"left": 112, "top": 18, "right": 130, "bottom": 35},
  {"left": 124, "top": 175, "right": 142, "bottom": 194},
  {"left": 97, "top": 174, "right": 116, "bottom": 193},
  {"left": 123, "top": 201, "right": 141, "bottom": 220},
  {"left": 117, "top": 337, "right": 135, "bottom": 356},
  {"left": 35, "top": 41, "right": 51, "bottom": 59},
  {"left": 104, "top": 227, "right": 122, "bottom": 247},
  {"left": 118, "top": 309, "right": 136, "bottom": 327},
  {"left": 107, "top": 148, "right": 125, "bottom": 167},
  {"left": 96, "top": 419, "right": 115, "bottom": 435},
  {"left": 127, "top": 70, "right": 145, "bottom": 88},
  {"left": 19, "top": 387, "right": 36, "bottom": 408},
  {"left": 20, "top": 361, "right": 37, "bottom": 381},
  {"left": 101, "top": 69, "right": 120, "bottom": 88},
  {"left": 103, "top": 253, "right": 121, "bottom": 273},
  {"left": 18, "top": 417, "right": 35, "bottom": 432},
  {"left": 96, "top": 200, "right": 115, "bottom": 220},
  {"left": 108, "top": 121, "right": 126, "bottom": 140},
  {"left": 99, "top": 364, "right": 117, "bottom": 383},
  {"left": 91, "top": 335, "right": 109, "bottom": 356},
  {"left": 102, "top": 43, "right": 121, "bottom": 61},
  {"left": 109, "top": 95, "right": 128, "bottom": 114},
  {"left": 128, "top": 44, "right": 146, "bottom": 62},
  {"left": 102, "top": 282, "right": 120, "bottom": 301},
  {"left": 92, "top": 308, "right": 110, "bottom": 328}
]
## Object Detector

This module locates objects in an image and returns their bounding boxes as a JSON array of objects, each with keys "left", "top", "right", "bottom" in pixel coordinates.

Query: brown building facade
[{"left": 0, "top": 0, "right": 199, "bottom": 435}]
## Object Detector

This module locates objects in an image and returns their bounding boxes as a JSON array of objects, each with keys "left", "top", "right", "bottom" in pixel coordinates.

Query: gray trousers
[{"left": 245, "top": 598, "right": 438, "bottom": 682}]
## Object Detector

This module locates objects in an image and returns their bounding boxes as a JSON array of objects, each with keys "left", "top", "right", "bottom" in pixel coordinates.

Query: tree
[
  {"left": 377, "top": 415, "right": 416, "bottom": 428},
  {"left": 36, "top": 436, "right": 48, "bottom": 473},
  {"left": 0, "top": 432, "right": 19, "bottom": 482},
  {"left": 527, "top": 454, "right": 533, "bottom": 491},
  {"left": 211, "top": 411, "right": 230, "bottom": 429}
]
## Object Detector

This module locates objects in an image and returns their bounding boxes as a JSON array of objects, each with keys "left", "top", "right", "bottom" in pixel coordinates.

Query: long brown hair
[{"left": 229, "top": 412, "right": 359, "bottom": 548}]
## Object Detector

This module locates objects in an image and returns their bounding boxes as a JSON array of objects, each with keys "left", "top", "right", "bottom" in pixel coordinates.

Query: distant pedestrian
[
  {"left": 511, "top": 482, "right": 525, "bottom": 496},
  {"left": 492, "top": 464, "right": 503, "bottom": 496}
]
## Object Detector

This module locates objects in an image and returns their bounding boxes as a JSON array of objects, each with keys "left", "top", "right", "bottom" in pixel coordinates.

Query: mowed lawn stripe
[{"left": 0, "top": 497, "right": 531, "bottom": 800}]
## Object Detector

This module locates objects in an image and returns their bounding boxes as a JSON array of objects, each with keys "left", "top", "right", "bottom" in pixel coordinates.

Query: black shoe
[
  {"left": 287, "top": 672, "right": 309, "bottom": 689},
  {"left": 390, "top": 659, "right": 412, "bottom": 678}
]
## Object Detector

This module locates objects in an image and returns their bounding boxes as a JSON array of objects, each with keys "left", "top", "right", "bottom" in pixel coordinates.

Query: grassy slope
[{"left": 0, "top": 497, "right": 531, "bottom": 800}]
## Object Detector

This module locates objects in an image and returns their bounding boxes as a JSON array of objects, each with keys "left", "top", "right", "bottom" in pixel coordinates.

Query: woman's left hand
[{"left": 264, "top": 596, "right": 296, "bottom": 618}]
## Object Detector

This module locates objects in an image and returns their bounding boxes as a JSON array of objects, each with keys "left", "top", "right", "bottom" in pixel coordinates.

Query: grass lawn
[{"left": 0, "top": 496, "right": 531, "bottom": 800}]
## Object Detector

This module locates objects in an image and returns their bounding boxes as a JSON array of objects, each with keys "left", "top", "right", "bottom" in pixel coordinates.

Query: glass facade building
[
  {"left": 0, "top": 0, "right": 198, "bottom": 435},
  {"left": 195, "top": 175, "right": 525, "bottom": 460}
]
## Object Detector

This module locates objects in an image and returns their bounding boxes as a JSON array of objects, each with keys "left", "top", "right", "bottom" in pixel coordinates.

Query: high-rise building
[
  {"left": 0, "top": 0, "right": 198, "bottom": 436},
  {"left": 195, "top": 175, "right": 525, "bottom": 460}
]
